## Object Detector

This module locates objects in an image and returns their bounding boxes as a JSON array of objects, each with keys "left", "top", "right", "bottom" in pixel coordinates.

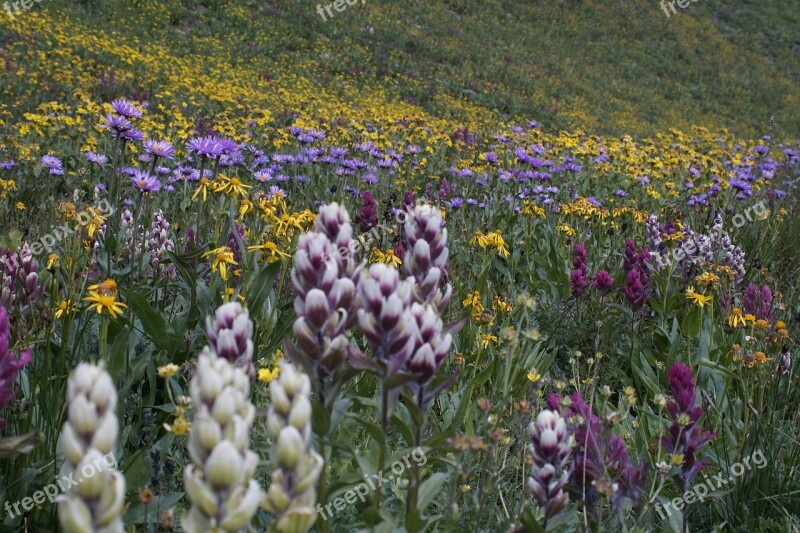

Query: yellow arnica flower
[
  {"left": 192, "top": 177, "right": 213, "bottom": 202},
  {"left": 158, "top": 364, "right": 180, "bottom": 379},
  {"left": 163, "top": 415, "right": 191, "bottom": 436},
  {"left": 46, "top": 253, "right": 60, "bottom": 271},
  {"left": 480, "top": 333, "right": 498, "bottom": 348},
  {"left": 16, "top": 202, "right": 24, "bottom": 210},
  {"left": 462, "top": 291, "right": 483, "bottom": 313},
  {"left": 204, "top": 246, "right": 238, "bottom": 282},
  {"left": 728, "top": 307, "right": 746, "bottom": 328},
  {"left": 527, "top": 369, "right": 541, "bottom": 383},
  {"left": 247, "top": 241, "right": 290, "bottom": 262},
  {"left": 470, "top": 231, "right": 489, "bottom": 247},
  {"left": 215, "top": 175, "right": 252, "bottom": 198},
  {"left": 371, "top": 247, "right": 402, "bottom": 267},
  {"left": 54, "top": 299, "right": 77, "bottom": 318},
  {"left": 686, "top": 287, "right": 712, "bottom": 308},
  {"left": 258, "top": 366, "right": 280, "bottom": 384},
  {"left": 83, "top": 291, "right": 127, "bottom": 318},
  {"left": 556, "top": 224, "right": 576, "bottom": 237},
  {"left": 753, "top": 351, "right": 768, "bottom": 365},
  {"left": 88, "top": 278, "right": 119, "bottom": 297}
]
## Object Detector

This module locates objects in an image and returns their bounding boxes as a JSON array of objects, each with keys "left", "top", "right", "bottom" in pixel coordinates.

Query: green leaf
[
  {"left": 312, "top": 400, "right": 331, "bottom": 436},
  {"left": 520, "top": 508, "right": 545, "bottom": 533},
  {"left": 681, "top": 305, "right": 702, "bottom": 339},
  {"left": 108, "top": 326, "right": 130, "bottom": 382},
  {"left": 417, "top": 472, "right": 448, "bottom": 512},
  {"left": 126, "top": 291, "right": 179, "bottom": 352},
  {"left": 246, "top": 260, "right": 282, "bottom": 320}
]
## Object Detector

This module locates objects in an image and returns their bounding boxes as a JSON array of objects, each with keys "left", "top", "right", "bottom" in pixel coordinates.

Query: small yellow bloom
[
  {"left": 15, "top": 202, "right": 24, "bottom": 211},
  {"left": 163, "top": 415, "right": 191, "bottom": 436},
  {"left": 670, "top": 453, "right": 685, "bottom": 466},
  {"left": 480, "top": 334, "right": 498, "bottom": 348},
  {"left": 258, "top": 367, "right": 280, "bottom": 384},
  {"left": 54, "top": 299, "right": 77, "bottom": 318},
  {"left": 88, "top": 278, "right": 118, "bottom": 297},
  {"left": 46, "top": 254, "right": 60, "bottom": 271},
  {"left": 743, "top": 314, "right": 756, "bottom": 325},
  {"left": 686, "top": 287, "right": 712, "bottom": 308},
  {"left": 247, "top": 241, "right": 290, "bottom": 262},
  {"left": 158, "top": 364, "right": 180, "bottom": 379},
  {"left": 83, "top": 291, "right": 127, "bottom": 318},
  {"left": 462, "top": 291, "right": 483, "bottom": 313},
  {"left": 728, "top": 307, "right": 746, "bottom": 328},
  {"left": 204, "top": 246, "right": 238, "bottom": 282},
  {"left": 527, "top": 369, "right": 541, "bottom": 383}
]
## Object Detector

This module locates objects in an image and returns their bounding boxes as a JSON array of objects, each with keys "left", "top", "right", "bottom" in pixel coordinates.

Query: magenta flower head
[
  {"left": 528, "top": 409, "right": 572, "bottom": 521},
  {"left": 406, "top": 303, "right": 452, "bottom": 384},
  {"left": 592, "top": 270, "right": 614, "bottom": 291},
  {"left": 403, "top": 204, "right": 451, "bottom": 311},
  {"left": 357, "top": 264, "right": 417, "bottom": 375},
  {"left": 573, "top": 243, "right": 587, "bottom": 270},
  {"left": 0, "top": 305, "right": 32, "bottom": 432},
  {"left": 558, "top": 392, "right": 648, "bottom": 507},
  {"left": 206, "top": 302, "right": 254, "bottom": 379},
  {"left": 357, "top": 192, "right": 378, "bottom": 232},
  {"left": 743, "top": 283, "right": 774, "bottom": 321},
  {"left": 662, "top": 363, "right": 715, "bottom": 485},
  {"left": 570, "top": 268, "right": 588, "bottom": 298},
  {"left": 624, "top": 269, "right": 647, "bottom": 309}
]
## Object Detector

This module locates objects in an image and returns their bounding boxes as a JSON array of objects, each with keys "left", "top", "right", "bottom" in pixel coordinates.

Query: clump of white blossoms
[
  {"left": 263, "top": 361, "right": 323, "bottom": 533},
  {"left": 182, "top": 344, "right": 263, "bottom": 532},
  {"left": 58, "top": 362, "right": 126, "bottom": 533}
]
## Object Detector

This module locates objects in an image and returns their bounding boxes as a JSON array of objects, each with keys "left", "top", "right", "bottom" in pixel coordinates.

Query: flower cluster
[
  {"left": 0, "top": 244, "right": 44, "bottom": 312},
  {"left": 205, "top": 302, "right": 255, "bottom": 379},
  {"left": 263, "top": 361, "right": 323, "bottom": 533},
  {"left": 58, "top": 363, "right": 126, "bottom": 533},
  {"left": 661, "top": 363, "right": 715, "bottom": 485},
  {"left": 0, "top": 306, "right": 32, "bottom": 432},
  {"left": 548, "top": 392, "right": 648, "bottom": 507},
  {"left": 183, "top": 346, "right": 262, "bottom": 532},
  {"left": 528, "top": 409, "right": 573, "bottom": 520},
  {"left": 288, "top": 203, "right": 362, "bottom": 381}
]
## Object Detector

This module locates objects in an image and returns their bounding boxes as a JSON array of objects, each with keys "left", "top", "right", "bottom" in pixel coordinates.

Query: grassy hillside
[{"left": 1, "top": 0, "right": 799, "bottom": 138}]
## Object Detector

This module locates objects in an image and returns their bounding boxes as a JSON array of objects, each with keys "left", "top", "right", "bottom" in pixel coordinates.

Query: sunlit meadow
[{"left": 0, "top": 1, "right": 798, "bottom": 532}]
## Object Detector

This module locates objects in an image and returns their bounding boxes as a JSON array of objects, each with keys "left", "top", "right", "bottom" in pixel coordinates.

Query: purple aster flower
[
  {"left": 110, "top": 98, "right": 142, "bottom": 119},
  {"left": 84, "top": 152, "right": 108, "bottom": 165},
  {"left": 186, "top": 135, "right": 229, "bottom": 160},
  {"left": 100, "top": 113, "right": 132, "bottom": 135},
  {"left": 0, "top": 161, "right": 16, "bottom": 170},
  {"left": 446, "top": 197, "right": 463, "bottom": 209},
  {"left": 253, "top": 169, "right": 272, "bottom": 183},
  {"left": 120, "top": 128, "right": 144, "bottom": 142},
  {"left": 130, "top": 171, "right": 161, "bottom": 194},
  {"left": 615, "top": 189, "right": 628, "bottom": 197},
  {"left": 268, "top": 186, "right": 286, "bottom": 199},
  {"left": 40, "top": 155, "right": 63, "bottom": 175},
  {"left": 143, "top": 139, "right": 175, "bottom": 160},
  {"left": 362, "top": 172, "right": 378, "bottom": 185}
]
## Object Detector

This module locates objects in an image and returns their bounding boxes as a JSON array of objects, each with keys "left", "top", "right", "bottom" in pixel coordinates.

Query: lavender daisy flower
[
  {"left": 120, "top": 128, "right": 144, "bottom": 142},
  {"left": 130, "top": 171, "right": 161, "bottom": 194},
  {"left": 268, "top": 186, "right": 286, "bottom": 199},
  {"left": 41, "top": 155, "right": 64, "bottom": 175},
  {"left": 110, "top": 98, "right": 142, "bottom": 119},
  {"left": 186, "top": 135, "right": 227, "bottom": 160},
  {"left": 99, "top": 113, "right": 132, "bottom": 135},
  {"left": 143, "top": 139, "right": 175, "bottom": 160},
  {"left": 253, "top": 170, "right": 272, "bottom": 183},
  {"left": 0, "top": 161, "right": 16, "bottom": 170},
  {"left": 84, "top": 152, "right": 108, "bottom": 165}
]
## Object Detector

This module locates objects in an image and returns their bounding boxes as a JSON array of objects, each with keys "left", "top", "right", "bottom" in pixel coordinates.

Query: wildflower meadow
[{"left": 0, "top": 1, "right": 798, "bottom": 532}]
